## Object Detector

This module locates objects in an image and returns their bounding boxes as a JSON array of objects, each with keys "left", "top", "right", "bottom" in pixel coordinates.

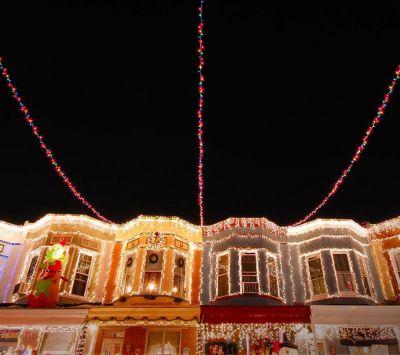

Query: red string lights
[
  {"left": 0, "top": 57, "right": 112, "bottom": 224},
  {"left": 293, "top": 64, "right": 400, "bottom": 226},
  {"left": 197, "top": 0, "right": 206, "bottom": 227}
]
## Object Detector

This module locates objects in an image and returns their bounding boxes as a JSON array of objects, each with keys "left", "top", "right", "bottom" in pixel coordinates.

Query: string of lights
[
  {"left": 196, "top": 0, "right": 206, "bottom": 226},
  {"left": 0, "top": 57, "right": 112, "bottom": 224},
  {"left": 293, "top": 64, "right": 400, "bottom": 226}
]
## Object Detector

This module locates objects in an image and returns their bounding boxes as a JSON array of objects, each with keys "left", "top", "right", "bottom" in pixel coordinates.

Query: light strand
[
  {"left": 0, "top": 57, "right": 112, "bottom": 223},
  {"left": 197, "top": 0, "right": 205, "bottom": 226},
  {"left": 293, "top": 64, "right": 400, "bottom": 226}
]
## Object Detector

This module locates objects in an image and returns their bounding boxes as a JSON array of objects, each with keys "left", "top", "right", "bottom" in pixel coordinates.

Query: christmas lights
[
  {"left": 293, "top": 64, "right": 400, "bottom": 226},
  {"left": 197, "top": 0, "right": 205, "bottom": 226}
]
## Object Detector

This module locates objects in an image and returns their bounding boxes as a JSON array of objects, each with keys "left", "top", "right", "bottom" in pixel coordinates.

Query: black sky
[{"left": 1, "top": 2, "right": 400, "bottom": 226}]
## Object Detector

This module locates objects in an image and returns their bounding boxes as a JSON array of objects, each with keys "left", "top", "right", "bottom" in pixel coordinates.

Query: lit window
[
  {"left": 391, "top": 252, "right": 400, "bottom": 287},
  {"left": 147, "top": 331, "right": 180, "bottom": 355},
  {"left": 307, "top": 255, "right": 327, "bottom": 296},
  {"left": 143, "top": 251, "right": 163, "bottom": 294},
  {"left": 123, "top": 253, "right": 136, "bottom": 294},
  {"left": 241, "top": 252, "right": 258, "bottom": 294},
  {"left": 267, "top": 256, "right": 279, "bottom": 297},
  {"left": 357, "top": 256, "right": 372, "bottom": 297},
  {"left": 217, "top": 254, "right": 229, "bottom": 297},
  {"left": 25, "top": 254, "right": 39, "bottom": 284},
  {"left": 172, "top": 254, "right": 186, "bottom": 298},
  {"left": 333, "top": 254, "right": 354, "bottom": 292},
  {"left": 71, "top": 253, "right": 92, "bottom": 297}
]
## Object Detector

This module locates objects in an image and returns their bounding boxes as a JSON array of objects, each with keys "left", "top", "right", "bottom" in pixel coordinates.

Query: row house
[
  {"left": 1, "top": 214, "right": 400, "bottom": 354},
  {"left": 0, "top": 215, "right": 201, "bottom": 355}
]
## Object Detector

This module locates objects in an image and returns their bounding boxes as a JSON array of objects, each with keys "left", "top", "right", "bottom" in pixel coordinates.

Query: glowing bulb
[
  {"left": 172, "top": 286, "right": 178, "bottom": 293},
  {"left": 126, "top": 286, "right": 132, "bottom": 293},
  {"left": 148, "top": 282, "right": 156, "bottom": 291}
]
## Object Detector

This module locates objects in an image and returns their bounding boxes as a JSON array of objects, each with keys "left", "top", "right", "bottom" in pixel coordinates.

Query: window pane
[
  {"left": 164, "top": 332, "right": 180, "bottom": 355},
  {"left": 145, "top": 251, "right": 164, "bottom": 271},
  {"left": 72, "top": 254, "right": 92, "bottom": 296},
  {"left": 308, "top": 256, "right": 326, "bottom": 295},
  {"left": 143, "top": 272, "right": 161, "bottom": 293},
  {"left": 39, "top": 331, "right": 76, "bottom": 354},
  {"left": 337, "top": 273, "right": 354, "bottom": 291},
  {"left": 267, "top": 257, "right": 276, "bottom": 276},
  {"left": 26, "top": 255, "right": 39, "bottom": 281},
  {"left": 218, "top": 255, "right": 228, "bottom": 276},
  {"left": 241, "top": 254, "right": 257, "bottom": 272},
  {"left": 333, "top": 254, "right": 350, "bottom": 272},
  {"left": 218, "top": 274, "right": 229, "bottom": 297},
  {"left": 146, "top": 332, "right": 164, "bottom": 355},
  {"left": 269, "top": 275, "right": 278, "bottom": 297}
]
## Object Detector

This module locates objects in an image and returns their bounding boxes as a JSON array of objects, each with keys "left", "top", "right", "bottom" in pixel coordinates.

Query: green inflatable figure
[{"left": 28, "top": 239, "right": 68, "bottom": 307}]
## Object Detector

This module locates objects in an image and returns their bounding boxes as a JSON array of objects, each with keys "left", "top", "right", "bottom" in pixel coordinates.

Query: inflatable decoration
[{"left": 28, "top": 239, "right": 68, "bottom": 307}]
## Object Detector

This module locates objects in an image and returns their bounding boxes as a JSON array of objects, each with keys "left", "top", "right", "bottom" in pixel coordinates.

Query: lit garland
[
  {"left": 0, "top": 57, "right": 111, "bottom": 224},
  {"left": 196, "top": 0, "right": 205, "bottom": 226},
  {"left": 293, "top": 64, "right": 400, "bottom": 226}
]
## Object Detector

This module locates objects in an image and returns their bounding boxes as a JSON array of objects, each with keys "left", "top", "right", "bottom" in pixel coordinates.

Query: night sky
[{"left": 1, "top": 3, "right": 400, "bottom": 226}]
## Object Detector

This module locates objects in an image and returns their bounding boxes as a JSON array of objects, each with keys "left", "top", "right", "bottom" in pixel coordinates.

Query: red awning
[{"left": 201, "top": 305, "right": 310, "bottom": 324}]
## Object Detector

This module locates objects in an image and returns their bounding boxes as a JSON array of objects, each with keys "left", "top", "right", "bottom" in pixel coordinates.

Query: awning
[
  {"left": 339, "top": 327, "right": 398, "bottom": 346},
  {"left": 201, "top": 305, "right": 310, "bottom": 324}
]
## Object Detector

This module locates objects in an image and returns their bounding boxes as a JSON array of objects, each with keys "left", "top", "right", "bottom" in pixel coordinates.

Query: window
[
  {"left": 25, "top": 254, "right": 39, "bottom": 284},
  {"left": 307, "top": 255, "right": 327, "bottom": 296},
  {"left": 39, "top": 331, "right": 77, "bottom": 354},
  {"left": 391, "top": 252, "right": 400, "bottom": 287},
  {"left": 267, "top": 256, "right": 279, "bottom": 297},
  {"left": 357, "top": 256, "right": 372, "bottom": 297},
  {"left": 241, "top": 252, "right": 258, "bottom": 294},
  {"left": 123, "top": 252, "right": 136, "bottom": 294},
  {"left": 146, "top": 331, "right": 180, "bottom": 355},
  {"left": 71, "top": 253, "right": 92, "bottom": 297},
  {"left": 333, "top": 254, "right": 354, "bottom": 292},
  {"left": 143, "top": 251, "right": 164, "bottom": 294},
  {"left": 217, "top": 254, "right": 229, "bottom": 297},
  {"left": 172, "top": 254, "right": 186, "bottom": 298}
]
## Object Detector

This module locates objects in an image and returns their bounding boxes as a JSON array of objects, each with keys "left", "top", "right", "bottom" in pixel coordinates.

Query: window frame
[
  {"left": 332, "top": 252, "right": 357, "bottom": 296},
  {"left": 122, "top": 250, "right": 137, "bottom": 295},
  {"left": 70, "top": 250, "right": 95, "bottom": 298},
  {"left": 239, "top": 250, "right": 259, "bottom": 294},
  {"left": 306, "top": 253, "right": 328, "bottom": 300},
  {"left": 142, "top": 250, "right": 165, "bottom": 294},
  {"left": 215, "top": 251, "right": 230, "bottom": 298},
  {"left": 172, "top": 251, "right": 187, "bottom": 299},
  {"left": 145, "top": 329, "right": 182, "bottom": 355}
]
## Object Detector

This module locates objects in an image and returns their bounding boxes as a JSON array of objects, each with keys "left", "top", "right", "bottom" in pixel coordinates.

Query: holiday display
[
  {"left": 293, "top": 64, "right": 400, "bottom": 225},
  {"left": 27, "top": 239, "right": 68, "bottom": 307},
  {"left": 0, "top": 58, "right": 111, "bottom": 223},
  {"left": 197, "top": 0, "right": 206, "bottom": 226}
]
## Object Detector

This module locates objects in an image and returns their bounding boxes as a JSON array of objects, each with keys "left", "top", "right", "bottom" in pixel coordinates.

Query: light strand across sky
[
  {"left": 196, "top": 0, "right": 206, "bottom": 226},
  {"left": 0, "top": 57, "right": 112, "bottom": 224},
  {"left": 292, "top": 64, "right": 400, "bottom": 226}
]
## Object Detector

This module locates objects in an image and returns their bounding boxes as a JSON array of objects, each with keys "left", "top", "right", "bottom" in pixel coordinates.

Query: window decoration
[
  {"left": 307, "top": 255, "right": 327, "bottom": 296},
  {"left": 241, "top": 252, "right": 258, "bottom": 294},
  {"left": 172, "top": 255, "right": 186, "bottom": 297},
  {"left": 267, "top": 256, "right": 279, "bottom": 297},
  {"left": 71, "top": 253, "right": 93, "bottom": 297},
  {"left": 217, "top": 254, "right": 229, "bottom": 298},
  {"left": 143, "top": 250, "right": 164, "bottom": 294},
  {"left": 148, "top": 231, "right": 165, "bottom": 249},
  {"left": 333, "top": 254, "right": 354, "bottom": 292}
]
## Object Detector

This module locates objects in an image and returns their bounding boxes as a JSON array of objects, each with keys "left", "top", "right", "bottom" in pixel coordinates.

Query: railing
[{"left": 242, "top": 282, "right": 259, "bottom": 294}]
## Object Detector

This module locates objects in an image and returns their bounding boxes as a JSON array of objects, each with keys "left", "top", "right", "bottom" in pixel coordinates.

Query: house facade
[{"left": 0, "top": 215, "right": 400, "bottom": 354}]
